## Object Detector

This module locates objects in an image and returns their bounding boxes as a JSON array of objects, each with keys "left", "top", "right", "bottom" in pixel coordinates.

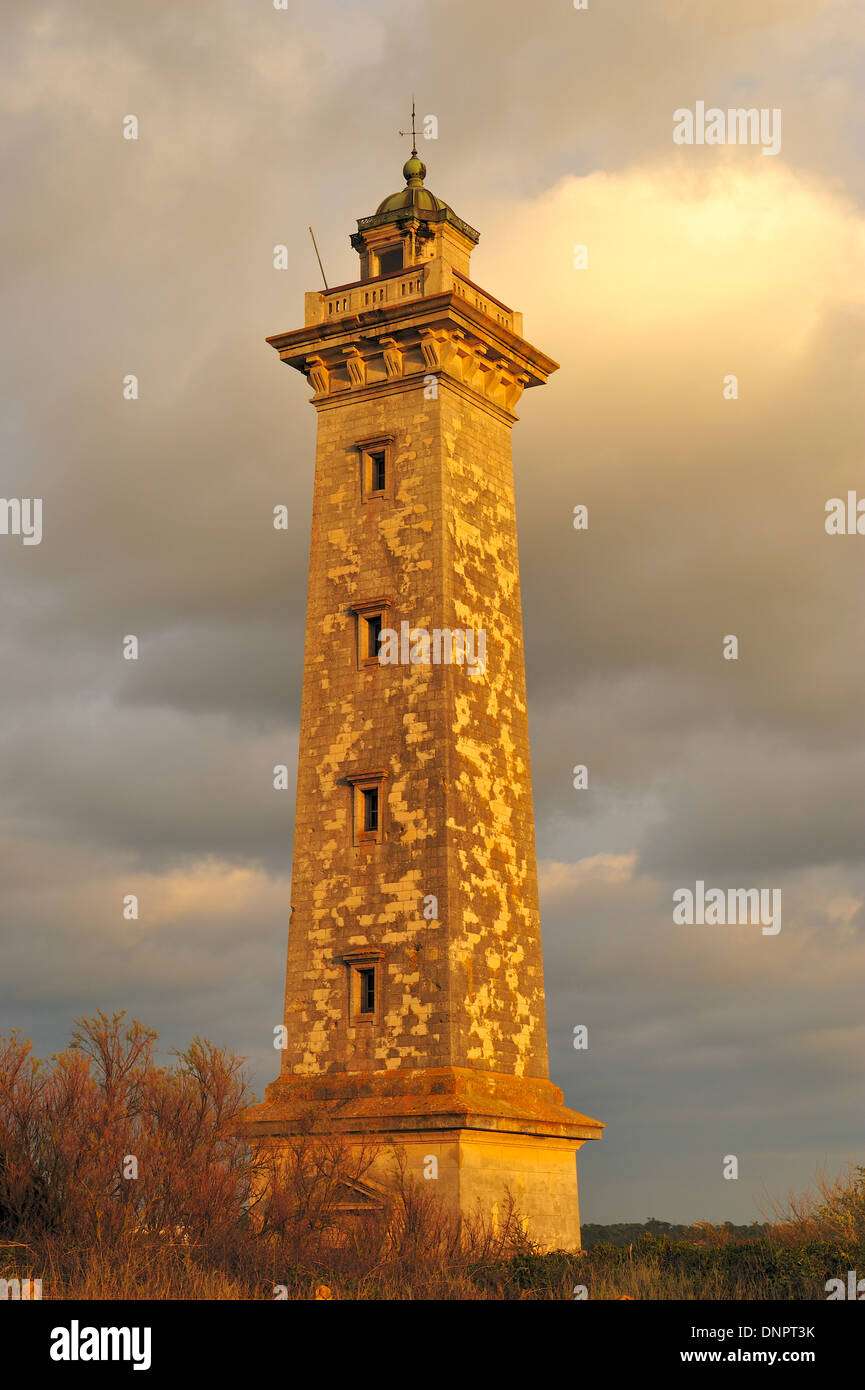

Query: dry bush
[
  {"left": 764, "top": 1163, "right": 865, "bottom": 1248},
  {"left": 0, "top": 1014, "right": 538, "bottom": 1299},
  {"left": 0, "top": 1013, "right": 252, "bottom": 1262},
  {"left": 685, "top": 1221, "right": 732, "bottom": 1248},
  {"left": 249, "top": 1121, "right": 385, "bottom": 1264},
  {"left": 10, "top": 1012, "right": 855, "bottom": 1299},
  {"left": 246, "top": 1135, "right": 537, "bottom": 1298}
]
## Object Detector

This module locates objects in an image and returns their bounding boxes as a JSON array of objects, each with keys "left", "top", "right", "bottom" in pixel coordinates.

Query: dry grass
[{"left": 2, "top": 1013, "right": 862, "bottom": 1300}]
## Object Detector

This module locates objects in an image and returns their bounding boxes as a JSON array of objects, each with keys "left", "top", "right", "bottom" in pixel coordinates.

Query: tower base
[{"left": 241, "top": 1067, "right": 603, "bottom": 1252}]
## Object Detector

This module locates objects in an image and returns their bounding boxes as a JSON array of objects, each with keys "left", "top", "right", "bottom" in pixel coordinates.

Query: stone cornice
[
  {"left": 267, "top": 292, "right": 557, "bottom": 417},
  {"left": 355, "top": 205, "right": 480, "bottom": 244},
  {"left": 242, "top": 1066, "right": 604, "bottom": 1143}
]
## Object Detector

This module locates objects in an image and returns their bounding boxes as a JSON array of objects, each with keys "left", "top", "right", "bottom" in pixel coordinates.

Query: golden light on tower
[{"left": 243, "top": 130, "right": 602, "bottom": 1249}]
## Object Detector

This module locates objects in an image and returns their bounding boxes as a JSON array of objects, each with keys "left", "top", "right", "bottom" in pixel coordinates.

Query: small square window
[{"left": 378, "top": 247, "right": 403, "bottom": 275}]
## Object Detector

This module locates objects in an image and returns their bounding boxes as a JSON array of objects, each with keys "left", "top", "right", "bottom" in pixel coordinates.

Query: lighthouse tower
[{"left": 244, "top": 138, "right": 602, "bottom": 1249}]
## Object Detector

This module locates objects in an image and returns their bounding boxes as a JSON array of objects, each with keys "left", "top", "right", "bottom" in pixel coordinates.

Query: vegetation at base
[
  {"left": 494, "top": 1235, "right": 865, "bottom": 1301},
  {"left": 581, "top": 1218, "right": 769, "bottom": 1248},
  {"left": 1, "top": 1013, "right": 863, "bottom": 1300}
]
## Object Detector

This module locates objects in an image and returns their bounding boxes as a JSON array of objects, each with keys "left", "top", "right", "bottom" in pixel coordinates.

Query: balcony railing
[
  {"left": 308, "top": 267, "right": 427, "bottom": 325},
  {"left": 451, "top": 274, "right": 516, "bottom": 331},
  {"left": 304, "top": 265, "right": 518, "bottom": 334}
]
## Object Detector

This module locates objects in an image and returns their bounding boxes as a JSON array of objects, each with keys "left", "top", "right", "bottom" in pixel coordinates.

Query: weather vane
[{"left": 399, "top": 96, "right": 418, "bottom": 154}]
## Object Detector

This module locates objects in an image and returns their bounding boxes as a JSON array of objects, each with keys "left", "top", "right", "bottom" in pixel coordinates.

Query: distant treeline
[{"left": 581, "top": 1218, "right": 770, "bottom": 1248}]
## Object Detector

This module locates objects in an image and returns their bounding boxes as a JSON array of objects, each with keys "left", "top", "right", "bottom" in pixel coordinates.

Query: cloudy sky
[{"left": 1, "top": 0, "right": 863, "bottom": 1224}]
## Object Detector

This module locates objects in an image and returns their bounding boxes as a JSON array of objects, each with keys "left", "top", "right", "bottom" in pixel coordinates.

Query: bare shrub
[
  {"left": 0, "top": 1015, "right": 539, "bottom": 1298},
  {"left": 765, "top": 1163, "right": 865, "bottom": 1248},
  {"left": 0, "top": 1013, "right": 252, "bottom": 1258}
]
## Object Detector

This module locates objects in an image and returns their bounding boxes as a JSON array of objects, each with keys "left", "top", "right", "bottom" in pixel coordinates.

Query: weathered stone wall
[
  {"left": 280, "top": 373, "right": 548, "bottom": 1083},
  {"left": 354, "top": 1131, "right": 583, "bottom": 1254},
  {"left": 440, "top": 383, "right": 549, "bottom": 1080},
  {"left": 282, "top": 382, "right": 449, "bottom": 1078}
]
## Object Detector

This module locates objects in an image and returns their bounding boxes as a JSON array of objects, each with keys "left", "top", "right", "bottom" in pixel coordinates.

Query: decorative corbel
[
  {"left": 306, "top": 354, "right": 329, "bottom": 396},
  {"left": 506, "top": 372, "right": 531, "bottom": 411},
  {"left": 342, "top": 346, "right": 367, "bottom": 389},
  {"left": 418, "top": 328, "right": 442, "bottom": 371},
  {"left": 379, "top": 336, "right": 404, "bottom": 380},
  {"left": 464, "top": 344, "right": 492, "bottom": 392}
]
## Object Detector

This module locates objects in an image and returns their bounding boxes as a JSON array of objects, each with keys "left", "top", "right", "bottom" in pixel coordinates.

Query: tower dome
[
  {"left": 350, "top": 136, "right": 481, "bottom": 278},
  {"left": 374, "top": 151, "right": 451, "bottom": 218}
]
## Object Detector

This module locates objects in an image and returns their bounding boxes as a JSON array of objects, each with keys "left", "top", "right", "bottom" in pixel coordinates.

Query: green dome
[
  {"left": 374, "top": 184, "right": 450, "bottom": 216},
  {"left": 357, "top": 149, "right": 480, "bottom": 247}
]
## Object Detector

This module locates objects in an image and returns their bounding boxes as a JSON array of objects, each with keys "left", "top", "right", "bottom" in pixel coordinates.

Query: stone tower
[{"left": 244, "top": 142, "right": 602, "bottom": 1249}]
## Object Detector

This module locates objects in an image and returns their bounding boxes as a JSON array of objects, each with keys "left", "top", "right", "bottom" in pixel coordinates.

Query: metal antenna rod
[{"left": 308, "top": 226, "right": 328, "bottom": 291}]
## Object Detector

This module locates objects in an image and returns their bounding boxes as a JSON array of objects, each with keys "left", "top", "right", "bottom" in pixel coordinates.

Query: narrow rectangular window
[
  {"left": 349, "top": 599, "right": 391, "bottom": 668},
  {"left": 347, "top": 769, "right": 387, "bottom": 844},
  {"left": 359, "top": 967, "right": 376, "bottom": 1015},
  {"left": 357, "top": 440, "right": 392, "bottom": 503},
  {"left": 362, "top": 787, "right": 379, "bottom": 833},
  {"left": 367, "top": 613, "right": 383, "bottom": 659},
  {"left": 369, "top": 451, "right": 386, "bottom": 493}
]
